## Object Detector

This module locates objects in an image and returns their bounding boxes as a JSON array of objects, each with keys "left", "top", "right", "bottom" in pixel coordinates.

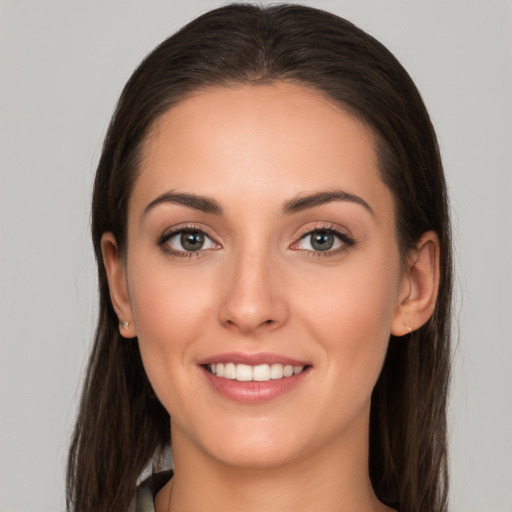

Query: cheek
[
  {"left": 127, "top": 264, "right": 216, "bottom": 402},
  {"left": 130, "top": 258, "right": 215, "bottom": 337},
  {"left": 295, "top": 252, "right": 401, "bottom": 392}
]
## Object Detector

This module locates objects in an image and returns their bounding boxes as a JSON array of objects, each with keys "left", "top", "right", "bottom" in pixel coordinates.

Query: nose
[{"left": 217, "top": 247, "right": 288, "bottom": 335}]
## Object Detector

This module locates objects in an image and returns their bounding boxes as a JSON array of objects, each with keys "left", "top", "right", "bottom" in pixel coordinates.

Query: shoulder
[{"left": 128, "top": 470, "right": 174, "bottom": 512}]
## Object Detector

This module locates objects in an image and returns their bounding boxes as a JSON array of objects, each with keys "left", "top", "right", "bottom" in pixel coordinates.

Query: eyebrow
[
  {"left": 143, "top": 191, "right": 223, "bottom": 216},
  {"left": 142, "top": 189, "right": 374, "bottom": 218},
  {"left": 279, "top": 189, "right": 375, "bottom": 217}
]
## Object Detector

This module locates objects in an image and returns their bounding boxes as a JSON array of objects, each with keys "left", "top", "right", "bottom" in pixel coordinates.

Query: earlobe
[
  {"left": 391, "top": 231, "right": 440, "bottom": 336},
  {"left": 101, "top": 233, "right": 137, "bottom": 338}
]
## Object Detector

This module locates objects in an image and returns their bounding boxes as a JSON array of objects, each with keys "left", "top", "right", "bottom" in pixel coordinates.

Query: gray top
[{"left": 128, "top": 471, "right": 173, "bottom": 512}]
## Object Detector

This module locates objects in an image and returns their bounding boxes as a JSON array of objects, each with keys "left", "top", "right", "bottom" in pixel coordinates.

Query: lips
[{"left": 198, "top": 352, "right": 311, "bottom": 404}]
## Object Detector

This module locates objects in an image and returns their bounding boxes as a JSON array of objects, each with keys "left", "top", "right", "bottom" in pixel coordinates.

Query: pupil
[
  {"left": 311, "top": 231, "right": 334, "bottom": 251},
  {"left": 181, "top": 231, "right": 204, "bottom": 251}
]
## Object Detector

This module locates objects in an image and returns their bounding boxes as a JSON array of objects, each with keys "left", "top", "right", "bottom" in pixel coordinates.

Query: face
[{"left": 107, "top": 82, "right": 413, "bottom": 469}]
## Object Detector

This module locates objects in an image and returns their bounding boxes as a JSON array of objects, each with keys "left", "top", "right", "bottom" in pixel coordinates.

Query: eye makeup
[{"left": 155, "top": 221, "right": 356, "bottom": 261}]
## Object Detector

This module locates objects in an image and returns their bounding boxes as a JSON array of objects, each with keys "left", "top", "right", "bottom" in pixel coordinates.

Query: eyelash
[
  {"left": 157, "top": 224, "right": 217, "bottom": 259},
  {"left": 156, "top": 223, "right": 355, "bottom": 260},
  {"left": 293, "top": 224, "right": 356, "bottom": 258}
]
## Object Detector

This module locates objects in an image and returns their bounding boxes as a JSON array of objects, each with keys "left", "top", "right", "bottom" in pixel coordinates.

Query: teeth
[
  {"left": 209, "top": 363, "right": 305, "bottom": 382},
  {"left": 253, "top": 364, "right": 270, "bottom": 381},
  {"left": 236, "top": 364, "right": 253, "bottom": 381},
  {"left": 224, "top": 362, "right": 236, "bottom": 379},
  {"left": 283, "top": 365, "right": 294, "bottom": 377},
  {"left": 270, "top": 363, "right": 284, "bottom": 379}
]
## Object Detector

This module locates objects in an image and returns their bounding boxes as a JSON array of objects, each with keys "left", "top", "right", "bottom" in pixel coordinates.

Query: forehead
[{"left": 133, "top": 82, "right": 393, "bottom": 221}]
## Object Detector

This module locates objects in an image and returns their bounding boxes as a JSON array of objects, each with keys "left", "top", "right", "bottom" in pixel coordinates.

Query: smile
[
  {"left": 199, "top": 353, "right": 311, "bottom": 403},
  {"left": 207, "top": 363, "right": 305, "bottom": 382}
]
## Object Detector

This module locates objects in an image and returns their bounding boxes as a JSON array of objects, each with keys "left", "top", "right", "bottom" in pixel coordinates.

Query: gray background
[{"left": 1, "top": 1, "right": 511, "bottom": 511}]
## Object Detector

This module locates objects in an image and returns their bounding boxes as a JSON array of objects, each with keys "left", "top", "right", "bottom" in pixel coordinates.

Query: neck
[{"left": 156, "top": 415, "right": 392, "bottom": 512}]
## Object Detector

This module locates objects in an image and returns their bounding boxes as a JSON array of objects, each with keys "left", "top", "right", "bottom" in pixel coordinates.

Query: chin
[
  {"left": 193, "top": 418, "right": 317, "bottom": 470},
  {"left": 211, "top": 440, "right": 303, "bottom": 470}
]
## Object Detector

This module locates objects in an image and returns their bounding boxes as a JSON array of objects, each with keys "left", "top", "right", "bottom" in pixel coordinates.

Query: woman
[{"left": 67, "top": 4, "right": 452, "bottom": 512}]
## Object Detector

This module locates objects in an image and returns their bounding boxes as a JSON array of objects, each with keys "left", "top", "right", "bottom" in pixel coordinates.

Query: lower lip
[{"left": 200, "top": 366, "right": 310, "bottom": 404}]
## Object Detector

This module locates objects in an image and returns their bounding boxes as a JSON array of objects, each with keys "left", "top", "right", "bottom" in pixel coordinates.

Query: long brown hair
[{"left": 67, "top": 4, "right": 452, "bottom": 511}]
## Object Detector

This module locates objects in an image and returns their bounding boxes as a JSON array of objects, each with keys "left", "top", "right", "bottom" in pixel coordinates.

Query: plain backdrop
[{"left": 0, "top": 1, "right": 511, "bottom": 511}]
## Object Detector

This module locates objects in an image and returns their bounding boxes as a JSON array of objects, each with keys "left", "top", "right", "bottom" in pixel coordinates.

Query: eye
[
  {"left": 158, "top": 227, "right": 219, "bottom": 256},
  {"left": 291, "top": 227, "right": 355, "bottom": 255}
]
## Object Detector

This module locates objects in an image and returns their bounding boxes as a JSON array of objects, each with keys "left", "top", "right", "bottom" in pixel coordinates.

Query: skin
[{"left": 102, "top": 82, "right": 439, "bottom": 512}]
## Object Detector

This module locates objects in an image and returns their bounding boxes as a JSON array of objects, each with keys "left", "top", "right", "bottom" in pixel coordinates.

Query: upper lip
[{"left": 196, "top": 352, "right": 310, "bottom": 367}]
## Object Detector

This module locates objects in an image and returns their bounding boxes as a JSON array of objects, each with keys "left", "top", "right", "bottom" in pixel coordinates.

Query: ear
[
  {"left": 101, "top": 232, "right": 137, "bottom": 338},
  {"left": 391, "top": 231, "right": 440, "bottom": 336}
]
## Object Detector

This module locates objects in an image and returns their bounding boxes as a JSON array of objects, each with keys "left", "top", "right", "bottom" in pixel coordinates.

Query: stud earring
[
  {"left": 407, "top": 325, "right": 412, "bottom": 334},
  {"left": 120, "top": 321, "right": 129, "bottom": 329}
]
